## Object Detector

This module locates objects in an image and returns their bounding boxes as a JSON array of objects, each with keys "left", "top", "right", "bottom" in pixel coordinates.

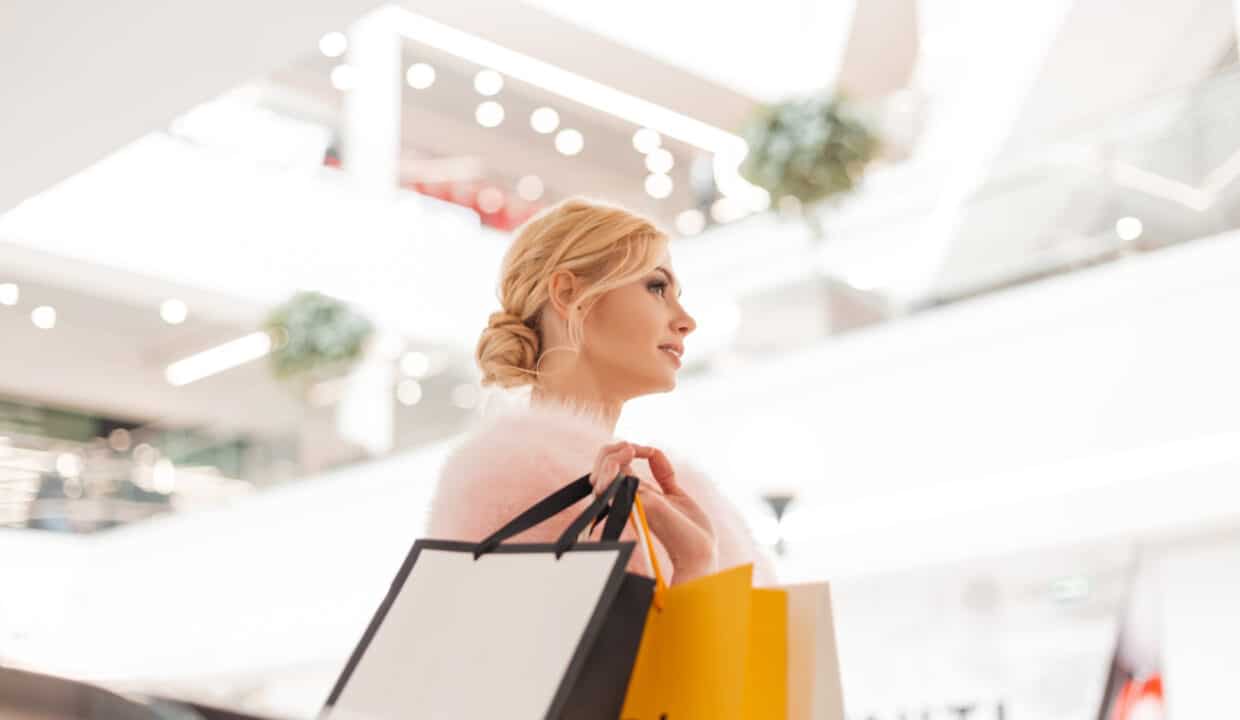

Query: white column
[
  {"left": 336, "top": 9, "right": 402, "bottom": 456},
  {"left": 342, "top": 8, "right": 402, "bottom": 193},
  {"left": 1159, "top": 533, "right": 1240, "bottom": 716}
]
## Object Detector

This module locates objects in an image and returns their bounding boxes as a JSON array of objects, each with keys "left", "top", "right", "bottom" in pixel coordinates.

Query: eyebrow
[{"left": 655, "top": 266, "right": 683, "bottom": 298}]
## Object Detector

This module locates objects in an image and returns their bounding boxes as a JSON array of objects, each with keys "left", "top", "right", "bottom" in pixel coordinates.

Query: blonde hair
[{"left": 477, "top": 197, "right": 667, "bottom": 388}]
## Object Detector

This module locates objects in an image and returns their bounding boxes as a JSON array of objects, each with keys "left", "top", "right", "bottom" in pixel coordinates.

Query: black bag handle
[
  {"left": 550, "top": 475, "right": 638, "bottom": 557},
  {"left": 473, "top": 474, "right": 640, "bottom": 559}
]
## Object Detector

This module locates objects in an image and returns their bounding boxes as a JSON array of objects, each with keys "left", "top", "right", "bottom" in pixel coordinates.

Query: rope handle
[{"left": 630, "top": 493, "right": 667, "bottom": 609}]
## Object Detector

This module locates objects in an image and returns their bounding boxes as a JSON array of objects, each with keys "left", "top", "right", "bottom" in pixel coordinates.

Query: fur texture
[{"left": 426, "top": 402, "right": 776, "bottom": 586}]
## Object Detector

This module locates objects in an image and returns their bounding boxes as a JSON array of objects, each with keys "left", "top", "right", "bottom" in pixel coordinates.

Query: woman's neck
[{"left": 531, "top": 383, "right": 623, "bottom": 434}]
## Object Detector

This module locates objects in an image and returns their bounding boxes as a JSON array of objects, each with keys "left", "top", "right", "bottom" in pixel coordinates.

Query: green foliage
[
  {"left": 739, "top": 95, "right": 880, "bottom": 208},
  {"left": 264, "top": 291, "right": 374, "bottom": 380}
]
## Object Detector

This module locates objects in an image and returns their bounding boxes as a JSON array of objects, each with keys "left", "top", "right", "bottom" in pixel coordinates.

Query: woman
[{"left": 426, "top": 197, "right": 774, "bottom": 586}]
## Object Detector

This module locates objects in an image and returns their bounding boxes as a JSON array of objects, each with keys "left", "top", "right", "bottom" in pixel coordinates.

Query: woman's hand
[{"left": 589, "top": 442, "right": 718, "bottom": 585}]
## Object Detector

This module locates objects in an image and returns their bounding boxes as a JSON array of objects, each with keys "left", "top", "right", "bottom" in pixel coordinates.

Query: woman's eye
[{"left": 647, "top": 281, "right": 668, "bottom": 297}]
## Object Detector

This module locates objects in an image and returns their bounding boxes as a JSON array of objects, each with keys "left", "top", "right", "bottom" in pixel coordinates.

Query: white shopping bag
[
  {"left": 323, "top": 475, "right": 653, "bottom": 720},
  {"left": 783, "top": 582, "right": 845, "bottom": 720}
]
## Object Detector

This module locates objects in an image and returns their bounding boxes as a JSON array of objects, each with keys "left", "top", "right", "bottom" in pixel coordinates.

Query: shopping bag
[
  {"left": 323, "top": 473, "right": 654, "bottom": 720},
  {"left": 783, "top": 582, "right": 845, "bottom": 720},
  {"left": 619, "top": 498, "right": 788, "bottom": 719}
]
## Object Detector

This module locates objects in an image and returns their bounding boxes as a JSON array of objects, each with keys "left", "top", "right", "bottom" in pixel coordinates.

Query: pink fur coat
[{"left": 426, "top": 402, "right": 776, "bottom": 586}]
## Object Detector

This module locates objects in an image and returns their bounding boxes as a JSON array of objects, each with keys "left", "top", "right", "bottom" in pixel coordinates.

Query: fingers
[
  {"left": 590, "top": 442, "right": 635, "bottom": 497},
  {"left": 636, "top": 490, "right": 714, "bottom": 567},
  {"left": 632, "top": 445, "right": 680, "bottom": 494}
]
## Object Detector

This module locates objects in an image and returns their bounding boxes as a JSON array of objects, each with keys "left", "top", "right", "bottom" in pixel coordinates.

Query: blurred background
[{"left": 3, "top": 0, "right": 1240, "bottom": 717}]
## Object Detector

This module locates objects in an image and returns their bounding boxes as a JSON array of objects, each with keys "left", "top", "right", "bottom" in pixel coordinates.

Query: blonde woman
[{"left": 426, "top": 198, "right": 774, "bottom": 586}]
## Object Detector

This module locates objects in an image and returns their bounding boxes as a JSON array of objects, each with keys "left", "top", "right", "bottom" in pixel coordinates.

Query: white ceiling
[
  {"left": 0, "top": 0, "right": 383, "bottom": 214},
  {"left": 520, "top": 0, "right": 857, "bottom": 102}
]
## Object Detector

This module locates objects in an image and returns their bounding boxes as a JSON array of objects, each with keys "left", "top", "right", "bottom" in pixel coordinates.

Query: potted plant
[
  {"left": 264, "top": 291, "right": 374, "bottom": 390},
  {"left": 739, "top": 94, "right": 880, "bottom": 240}
]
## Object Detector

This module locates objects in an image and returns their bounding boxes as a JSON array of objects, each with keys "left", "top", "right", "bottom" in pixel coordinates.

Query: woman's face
[{"left": 580, "top": 252, "right": 697, "bottom": 399}]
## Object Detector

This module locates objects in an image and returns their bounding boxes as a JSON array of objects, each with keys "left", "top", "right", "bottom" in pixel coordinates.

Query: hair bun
[{"left": 476, "top": 310, "right": 540, "bottom": 388}]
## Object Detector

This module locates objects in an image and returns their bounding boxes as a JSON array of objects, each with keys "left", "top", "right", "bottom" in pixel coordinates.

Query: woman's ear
[{"left": 546, "top": 270, "right": 580, "bottom": 320}]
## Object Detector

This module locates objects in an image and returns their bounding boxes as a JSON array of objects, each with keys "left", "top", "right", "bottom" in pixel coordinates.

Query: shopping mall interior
[{"left": 3, "top": 1, "right": 1240, "bottom": 718}]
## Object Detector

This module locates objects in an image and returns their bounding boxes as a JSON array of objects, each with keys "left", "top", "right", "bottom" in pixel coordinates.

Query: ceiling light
[
  {"left": 160, "top": 299, "right": 188, "bottom": 325},
  {"left": 517, "top": 175, "right": 545, "bottom": 202},
  {"left": 153, "top": 458, "right": 176, "bottom": 494},
  {"left": 165, "top": 331, "right": 273, "bottom": 386},
  {"left": 108, "top": 428, "right": 132, "bottom": 452},
  {"left": 384, "top": 7, "right": 766, "bottom": 210},
  {"left": 387, "top": 8, "right": 745, "bottom": 155},
  {"left": 400, "top": 351, "right": 430, "bottom": 377},
  {"left": 475, "top": 100, "right": 505, "bottom": 128},
  {"left": 644, "top": 173, "right": 673, "bottom": 199},
  {"left": 477, "top": 187, "right": 506, "bottom": 214},
  {"left": 397, "top": 379, "right": 424, "bottom": 406},
  {"left": 530, "top": 107, "right": 560, "bottom": 134},
  {"left": 56, "top": 453, "right": 83, "bottom": 479},
  {"left": 330, "top": 64, "right": 357, "bottom": 92},
  {"left": 319, "top": 31, "right": 348, "bottom": 58},
  {"left": 675, "top": 209, "right": 706, "bottom": 236},
  {"left": 31, "top": 305, "right": 56, "bottom": 329},
  {"left": 555, "top": 129, "right": 584, "bottom": 156},
  {"left": 0, "top": 283, "right": 18, "bottom": 306},
  {"left": 1116, "top": 216, "right": 1143, "bottom": 241},
  {"left": 406, "top": 62, "right": 436, "bottom": 89},
  {"left": 633, "top": 128, "right": 661, "bottom": 154},
  {"left": 646, "top": 148, "right": 674, "bottom": 174},
  {"left": 474, "top": 69, "right": 504, "bottom": 96},
  {"left": 132, "top": 443, "right": 157, "bottom": 466}
]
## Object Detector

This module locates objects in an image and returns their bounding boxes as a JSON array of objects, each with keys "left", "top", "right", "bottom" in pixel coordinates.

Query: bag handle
[
  {"left": 473, "top": 474, "right": 640, "bottom": 559},
  {"left": 630, "top": 494, "right": 668, "bottom": 608}
]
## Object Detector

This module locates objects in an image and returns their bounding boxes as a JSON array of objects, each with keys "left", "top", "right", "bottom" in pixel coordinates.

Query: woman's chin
[{"left": 629, "top": 373, "right": 677, "bottom": 397}]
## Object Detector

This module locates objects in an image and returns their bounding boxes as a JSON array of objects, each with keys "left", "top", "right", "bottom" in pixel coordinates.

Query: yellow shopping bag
[{"left": 619, "top": 497, "right": 787, "bottom": 720}]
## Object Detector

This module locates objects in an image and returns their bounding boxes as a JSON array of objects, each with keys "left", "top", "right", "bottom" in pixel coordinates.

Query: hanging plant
[
  {"left": 264, "top": 291, "right": 374, "bottom": 381},
  {"left": 739, "top": 94, "right": 880, "bottom": 238}
]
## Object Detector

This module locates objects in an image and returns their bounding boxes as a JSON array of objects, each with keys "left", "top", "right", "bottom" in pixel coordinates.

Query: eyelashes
[{"left": 647, "top": 280, "right": 669, "bottom": 297}]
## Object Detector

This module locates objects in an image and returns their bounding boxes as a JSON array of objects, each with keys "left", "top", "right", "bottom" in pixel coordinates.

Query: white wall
[{"left": 623, "top": 228, "right": 1240, "bottom": 577}]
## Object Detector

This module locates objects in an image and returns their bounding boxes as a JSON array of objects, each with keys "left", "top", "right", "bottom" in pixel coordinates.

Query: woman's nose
[{"left": 675, "top": 311, "right": 697, "bottom": 336}]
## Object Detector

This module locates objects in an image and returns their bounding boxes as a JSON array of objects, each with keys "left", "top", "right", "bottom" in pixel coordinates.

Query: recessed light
[
  {"left": 1116, "top": 216, "right": 1143, "bottom": 241},
  {"left": 646, "top": 148, "right": 674, "bottom": 174},
  {"left": 400, "top": 351, "right": 430, "bottom": 377},
  {"left": 476, "top": 101, "right": 505, "bottom": 128},
  {"left": 675, "top": 209, "right": 706, "bottom": 236},
  {"left": 397, "top": 379, "right": 424, "bottom": 406},
  {"left": 530, "top": 107, "right": 560, "bottom": 134},
  {"left": 160, "top": 299, "right": 188, "bottom": 325},
  {"left": 474, "top": 69, "right": 504, "bottom": 96},
  {"left": 644, "top": 173, "right": 673, "bottom": 199},
  {"left": 633, "top": 128, "right": 661, "bottom": 154},
  {"left": 331, "top": 64, "right": 357, "bottom": 91},
  {"left": 31, "top": 306, "right": 56, "bottom": 330},
  {"left": 477, "top": 187, "right": 506, "bottom": 214},
  {"left": 406, "top": 63, "right": 436, "bottom": 89},
  {"left": 555, "top": 129, "right": 584, "bottom": 156},
  {"left": 319, "top": 32, "right": 348, "bottom": 58},
  {"left": 517, "top": 175, "right": 545, "bottom": 202}
]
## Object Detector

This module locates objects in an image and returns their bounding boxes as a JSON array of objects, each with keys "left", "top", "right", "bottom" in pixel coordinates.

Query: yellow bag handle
[{"left": 630, "top": 493, "right": 667, "bottom": 609}]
